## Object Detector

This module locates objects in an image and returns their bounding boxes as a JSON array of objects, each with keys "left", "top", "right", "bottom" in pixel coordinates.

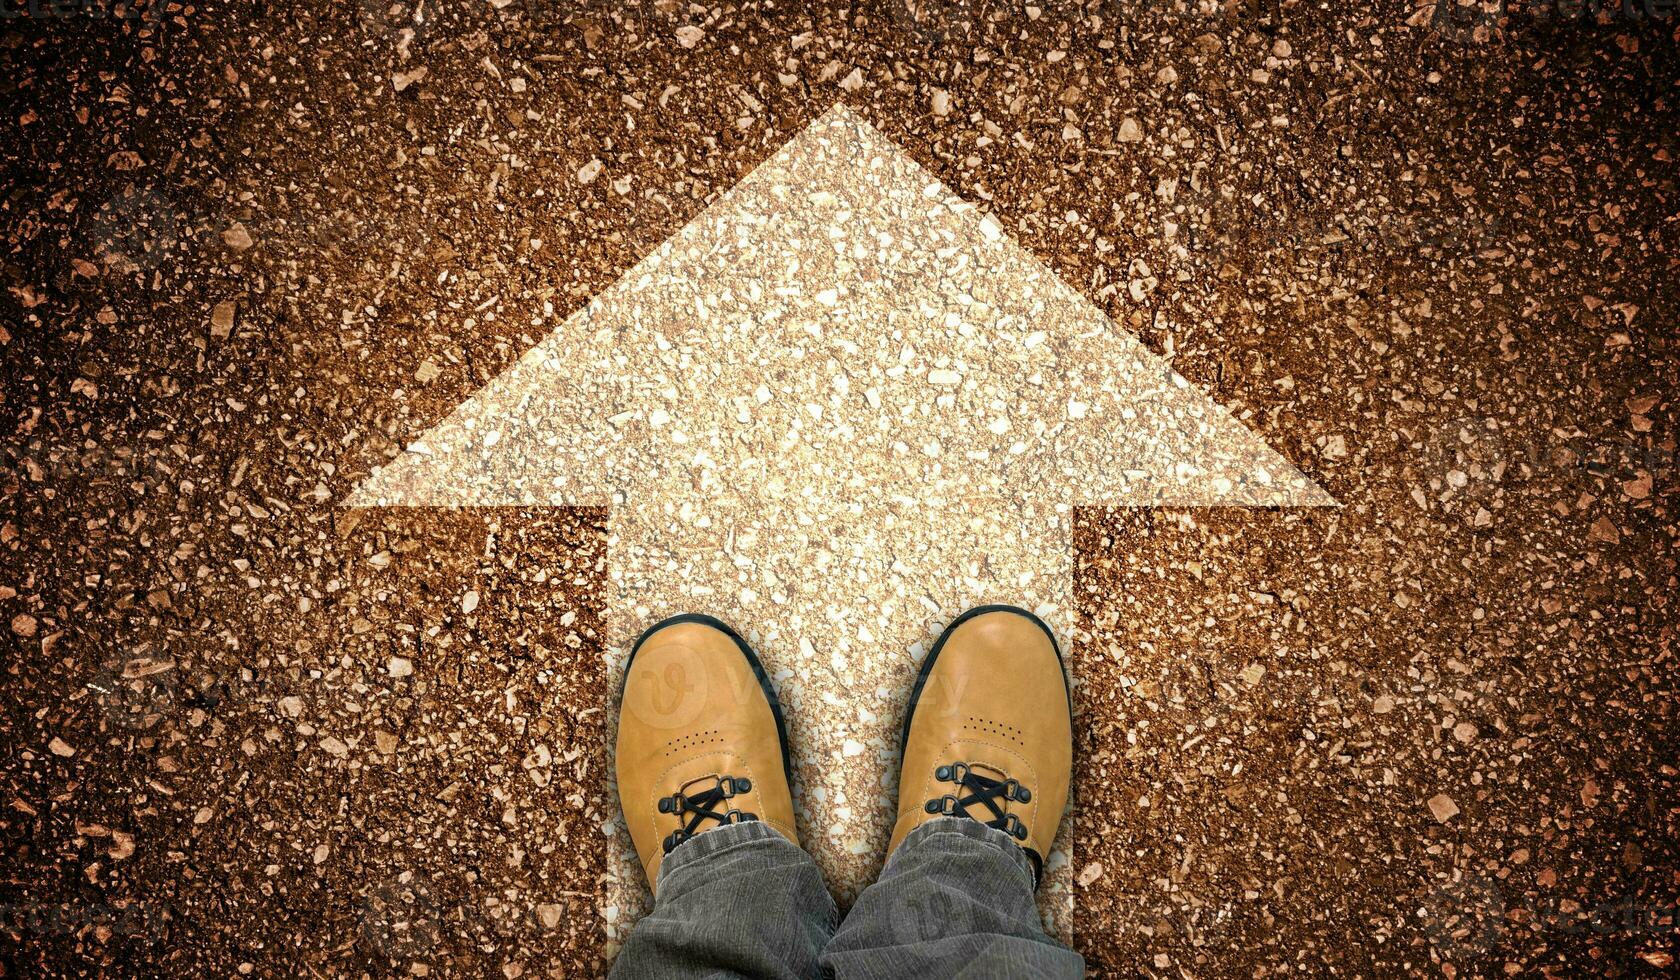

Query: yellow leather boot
[
  {"left": 888, "top": 604, "right": 1073, "bottom": 884},
  {"left": 615, "top": 614, "right": 799, "bottom": 892}
]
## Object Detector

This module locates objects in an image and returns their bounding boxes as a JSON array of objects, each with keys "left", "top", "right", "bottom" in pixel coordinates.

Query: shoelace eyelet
[
  {"left": 923, "top": 761, "right": 1032, "bottom": 841},
  {"left": 660, "top": 774, "right": 760, "bottom": 854}
]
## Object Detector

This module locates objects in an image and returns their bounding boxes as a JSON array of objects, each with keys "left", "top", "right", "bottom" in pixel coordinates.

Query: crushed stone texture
[
  {"left": 349, "top": 104, "right": 1332, "bottom": 941},
  {"left": 2, "top": 2, "right": 1676, "bottom": 977}
]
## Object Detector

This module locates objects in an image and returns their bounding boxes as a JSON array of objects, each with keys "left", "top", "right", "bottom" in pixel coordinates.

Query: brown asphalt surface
[{"left": 2, "top": 0, "right": 1677, "bottom": 976}]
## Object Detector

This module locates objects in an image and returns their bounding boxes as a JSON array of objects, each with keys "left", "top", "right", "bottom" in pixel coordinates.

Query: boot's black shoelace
[
  {"left": 659, "top": 775, "right": 756, "bottom": 854},
  {"left": 923, "top": 761, "right": 1031, "bottom": 841}
]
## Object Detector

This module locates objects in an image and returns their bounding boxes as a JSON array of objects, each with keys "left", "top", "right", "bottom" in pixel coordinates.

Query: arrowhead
[
  {"left": 345, "top": 320, "right": 626, "bottom": 507},
  {"left": 347, "top": 103, "right": 1334, "bottom": 509}
]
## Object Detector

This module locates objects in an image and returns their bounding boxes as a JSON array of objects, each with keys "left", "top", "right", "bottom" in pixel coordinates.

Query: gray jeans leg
[
  {"left": 609, "top": 820, "right": 837, "bottom": 980},
  {"left": 819, "top": 818, "right": 1085, "bottom": 979}
]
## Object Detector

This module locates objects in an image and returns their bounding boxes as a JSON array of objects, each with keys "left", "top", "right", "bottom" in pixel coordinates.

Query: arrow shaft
[{"left": 605, "top": 497, "right": 1076, "bottom": 942}]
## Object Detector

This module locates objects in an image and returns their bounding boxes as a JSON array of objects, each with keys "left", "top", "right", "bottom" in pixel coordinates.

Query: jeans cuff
[
  {"left": 887, "top": 816, "right": 1038, "bottom": 890},
  {"left": 656, "top": 819, "right": 793, "bottom": 889}
]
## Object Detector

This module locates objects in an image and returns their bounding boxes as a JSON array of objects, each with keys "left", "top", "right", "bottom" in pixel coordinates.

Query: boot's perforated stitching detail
[
  {"left": 965, "top": 716, "right": 1020, "bottom": 734},
  {"left": 663, "top": 730, "right": 724, "bottom": 756},
  {"left": 962, "top": 717, "right": 1024, "bottom": 744}
]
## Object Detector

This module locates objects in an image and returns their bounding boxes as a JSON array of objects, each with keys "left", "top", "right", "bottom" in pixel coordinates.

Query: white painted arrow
[{"left": 347, "top": 103, "right": 1334, "bottom": 946}]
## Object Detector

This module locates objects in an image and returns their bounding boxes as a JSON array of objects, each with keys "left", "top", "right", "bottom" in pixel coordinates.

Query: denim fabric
[
  {"left": 609, "top": 818, "right": 1083, "bottom": 979},
  {"left": 609, "top": 821, "right": 836, "bottom": 979}
]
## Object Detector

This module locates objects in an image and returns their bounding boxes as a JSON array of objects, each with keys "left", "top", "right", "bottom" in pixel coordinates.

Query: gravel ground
[{"left": 3, "top": 1, "right": 1677, "bottom": 976}]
